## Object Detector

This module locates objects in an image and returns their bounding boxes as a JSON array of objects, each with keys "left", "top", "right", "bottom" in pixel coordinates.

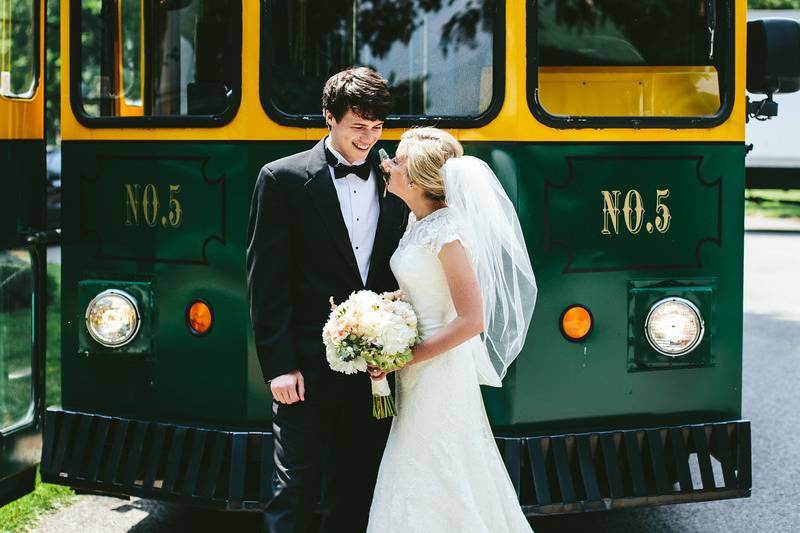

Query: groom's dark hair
[{"left": 322, "top": 67, "right": 392, "bottom": 123}]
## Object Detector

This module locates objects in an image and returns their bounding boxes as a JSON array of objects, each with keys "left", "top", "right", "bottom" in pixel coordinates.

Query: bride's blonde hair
[{"left": 401, "top": 127, "right": 463, "bottom": 201}]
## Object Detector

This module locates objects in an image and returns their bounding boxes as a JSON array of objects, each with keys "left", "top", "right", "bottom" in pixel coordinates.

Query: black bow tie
[{"left": 325, "top": 145, "right": 371, "bottom": 181}]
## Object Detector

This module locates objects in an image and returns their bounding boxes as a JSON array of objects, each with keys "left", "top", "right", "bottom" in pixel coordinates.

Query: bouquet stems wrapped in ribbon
[
  {"left": 370, "top": 374, "right": 395, "bottom": 419},
  {"left": 323, "top": 290, "right": 419, "bottom": 419}
]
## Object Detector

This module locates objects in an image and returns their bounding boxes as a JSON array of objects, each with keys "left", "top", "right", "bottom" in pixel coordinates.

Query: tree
[
  {"left": 748, "top": 0, "right": 800, "bottom": 8},
  {"left": 46, "top": 0, "right": 60, "bottom": 146}
]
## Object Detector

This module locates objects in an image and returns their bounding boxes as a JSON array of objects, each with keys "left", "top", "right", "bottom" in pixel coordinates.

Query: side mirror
[{"left": 747, "top": 18, "right": 800, "bottom": 95}]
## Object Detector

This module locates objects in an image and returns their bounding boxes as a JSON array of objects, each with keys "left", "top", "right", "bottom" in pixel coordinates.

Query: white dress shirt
[{"left": 325, "top": 138, "right": 380, "bottom": 286}]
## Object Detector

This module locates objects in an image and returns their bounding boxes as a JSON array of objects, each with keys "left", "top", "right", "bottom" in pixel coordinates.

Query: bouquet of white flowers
[{"left": 322, "top": 290, "right": 419, "bottom": 419}]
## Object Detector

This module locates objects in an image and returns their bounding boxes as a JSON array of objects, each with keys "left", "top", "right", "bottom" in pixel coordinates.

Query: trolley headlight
[
  {"left": 85, "top": 290, "right": 141, "bottom": 347},
  {"left": 644, "top": 297, "right": 704, "bottom": 357}
]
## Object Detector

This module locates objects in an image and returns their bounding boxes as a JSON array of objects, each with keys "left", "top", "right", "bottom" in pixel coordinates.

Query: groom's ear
[{"left": 323, "top": 109, "right": 335, "bottom": 130}]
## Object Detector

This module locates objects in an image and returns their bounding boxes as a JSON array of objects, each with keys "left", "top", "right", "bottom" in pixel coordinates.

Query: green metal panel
[
  {"left": 0, "top": 141, "right": 46, "bottom": 249},
  {"left": 485, "top": 142, "right": 744, "bottom": 434},
  {"left": 61, "top": 143, "right": 252, "bottom": 425},
  {"left": 60, "top": 141, "right": 744, "bottom": 435}
]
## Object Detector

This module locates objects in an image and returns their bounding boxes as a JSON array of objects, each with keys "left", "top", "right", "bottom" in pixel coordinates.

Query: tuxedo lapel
[{"left": 304, "top": 139, "right": 362, "bottom": 286}]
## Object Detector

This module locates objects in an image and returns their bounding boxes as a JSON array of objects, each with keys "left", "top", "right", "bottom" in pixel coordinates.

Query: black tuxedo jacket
[{"left": 246, "top": 139, "right": 409, "bottom": 388}]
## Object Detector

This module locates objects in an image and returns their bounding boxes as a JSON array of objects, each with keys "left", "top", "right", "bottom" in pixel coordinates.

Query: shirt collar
[{"left": 324, "top": 136, "right": 367, "bottom": 166}]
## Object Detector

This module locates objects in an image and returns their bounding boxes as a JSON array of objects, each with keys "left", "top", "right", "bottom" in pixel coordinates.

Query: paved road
[{"left": 30, "top": 231, "right": 800, "bottom": 533}]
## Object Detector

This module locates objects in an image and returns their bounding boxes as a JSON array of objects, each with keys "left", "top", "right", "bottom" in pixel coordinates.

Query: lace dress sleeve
[{"left": 415, "top": 209, "right": 464, "bottom": 255}]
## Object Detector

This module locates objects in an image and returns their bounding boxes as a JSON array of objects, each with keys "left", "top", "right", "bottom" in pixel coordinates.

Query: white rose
[{"left": 380, "top": 321, "right": 415, "bottom": 355}]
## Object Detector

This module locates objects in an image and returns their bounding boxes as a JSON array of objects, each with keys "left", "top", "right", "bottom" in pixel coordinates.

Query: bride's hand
[{"left": 368, "top": 365, "right": 390, "bottom": 381}]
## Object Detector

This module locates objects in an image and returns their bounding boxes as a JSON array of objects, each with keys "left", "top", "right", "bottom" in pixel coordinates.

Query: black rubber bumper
[
  {"left": 498, "top": 420, "right": 751, "bottom": 514},
  {"left": 40, "top": 407, "right": 751, "bottom": 513}
]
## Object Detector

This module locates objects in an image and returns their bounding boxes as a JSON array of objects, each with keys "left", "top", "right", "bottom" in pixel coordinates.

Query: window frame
[
  {"left": 69, "top": 0, "right": 242, "bottom": 128},
  {"left": 0, "top": 0, "right": 41, "bottom": 101},
  {"left": 259, "top": 0, "right": 506, "bottom": 129},
  {"left": 0, "top": 245, "right": 39, "bottom": 438},
  {"left": 526, "top": 0, "right": 736, "bottom": 129}
]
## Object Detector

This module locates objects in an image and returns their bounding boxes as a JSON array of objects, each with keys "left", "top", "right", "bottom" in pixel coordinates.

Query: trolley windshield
[
  {"left": 531, "top": 0, "right": 732, "bottom": 126},
  {"left": 262, "top": 0, "right": 501, "bottom": 125}
]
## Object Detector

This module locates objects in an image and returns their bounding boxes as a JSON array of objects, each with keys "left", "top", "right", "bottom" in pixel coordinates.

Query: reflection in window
[
  {"left": 0, "top": 249, "right": 34, "bottom": 432},
  {"left": 0, "top": 0, "right": 36, "bottom": 98},
  {"left": 121, "top": 0, "right": 141, "bottom": 107},
  {"left": 266, "top": 0, "right": 497, "bottom": 118},
  {"left": 78, "top": 0, "right": 240, "bottom": 118},
  {"left": 535, "top": 0, "right": 727, "bottom": 118}
]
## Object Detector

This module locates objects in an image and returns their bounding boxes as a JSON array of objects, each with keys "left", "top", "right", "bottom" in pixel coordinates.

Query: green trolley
[{"left": 3, "top": 0, "right": 799, "bottom": 517}]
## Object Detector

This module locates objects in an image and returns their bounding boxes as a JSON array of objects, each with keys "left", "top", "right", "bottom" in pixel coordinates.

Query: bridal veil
[{"left": 442, "top": 155, "right": 537, "bottom": 386}]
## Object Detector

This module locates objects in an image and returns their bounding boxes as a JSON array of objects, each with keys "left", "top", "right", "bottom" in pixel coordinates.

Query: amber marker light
[
  {"left": 560, "top": 305, "right": 593, "bottom": 342},
  {"left": 187, "top": 300, "right": 213, "bottom": 335}
]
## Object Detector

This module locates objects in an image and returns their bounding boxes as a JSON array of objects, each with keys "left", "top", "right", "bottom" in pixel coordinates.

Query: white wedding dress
[{"left": 367, "top": 208, "right": 533, "bottom": 533}]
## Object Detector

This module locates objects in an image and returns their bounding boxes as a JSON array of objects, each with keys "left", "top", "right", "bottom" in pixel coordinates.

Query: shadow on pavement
[{"left": 124, "top": 500, "right": 260, "bottom": 533}]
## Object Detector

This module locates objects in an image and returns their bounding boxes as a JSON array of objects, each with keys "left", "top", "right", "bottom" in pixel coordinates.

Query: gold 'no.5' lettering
[
  {"left": 601, "top": 189, "right": 671, "bottom": 235},
  {"left": 125, "top": 184, "right": 183, "bottom": 228}
]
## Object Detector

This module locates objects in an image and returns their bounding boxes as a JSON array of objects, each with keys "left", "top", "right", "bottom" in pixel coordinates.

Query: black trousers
[{"left": 261, "top": 372, "right": 391, "bottom": 533}]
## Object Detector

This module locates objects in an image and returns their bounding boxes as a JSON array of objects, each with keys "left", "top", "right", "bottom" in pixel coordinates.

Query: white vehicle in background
[{"left": 747, "top": 10, "right": 800, "bottom": 189}]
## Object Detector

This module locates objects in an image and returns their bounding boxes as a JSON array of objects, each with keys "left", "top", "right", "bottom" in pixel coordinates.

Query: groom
[{"left": 246, "top": 67, "right": 408, "bottom": 533}]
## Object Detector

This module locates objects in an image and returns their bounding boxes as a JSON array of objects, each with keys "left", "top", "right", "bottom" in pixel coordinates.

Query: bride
[{"left": 367, "top": 128, "right": 537, "bottom": 533}]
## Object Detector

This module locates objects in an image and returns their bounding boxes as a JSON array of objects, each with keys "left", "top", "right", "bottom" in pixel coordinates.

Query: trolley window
[
  {"left": 119, "top": 0, "right": 142, "bottom": 115},
  {"left": 528, "top": 0, "right": 734, "bottom": 128},
  {"left": 0, "top": 0, "right": 37, "bottom": 99},
  {"left": 72, "top": 0, "right": 241, "bottom": 126},
  {"left": 0, "top": 249, "right": 35, "bottom": 434},
  {"left": 261, "top": 0, "right": 504, "bottom": 127}
]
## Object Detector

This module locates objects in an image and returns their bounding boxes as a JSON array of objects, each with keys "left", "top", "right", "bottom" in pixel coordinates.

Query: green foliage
[
  {"left": 45, "top": 263, "right": 61, "bottom": 408},
  {"left": 0, "top": 262, "right": 59, "bottom": 428},
  {"left": 120, "top": 0, "right": 141, "bottom": 103},
  {"left": 46, "top": 0, "right": 61, "bottom": 145},
  {"left": 0, "top": 260, "right": 58, "bottom": 311},
  {"left": 745, "top": 189, "right": 800, "bottom": 218},
  {"left": 0, "top": 467, "right": 74, "bottom": 533},
  {"left": 0, "top": 306, "right": 32, "bottom": 428},
  {"left": 0, "top": 0, "right": 35, "bottom": 95},
  {"left": 748, "top": 0, "right": 800, "bottom": 8},
  {"left": 0, "top": 260, "right": 32, "bottom": 312}
]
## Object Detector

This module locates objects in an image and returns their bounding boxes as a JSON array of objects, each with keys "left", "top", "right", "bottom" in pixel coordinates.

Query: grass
[
  {"left": 0, "top": 263, "right": 62, "bottom": 426},
  {"left": 0, "top": 467, "right": 74, "bottom": 533},
  {"left": 0, "top": 260, "right": 74, "bottom": 531},
  {"left": 0, "top": 306, "right": 33, "bottom": 428},
  {"left": 745, "top": 189, "right": 800, "bottom": 219},
  {"left": 45, "top": 263, "right": 61, "bottom": 409}
]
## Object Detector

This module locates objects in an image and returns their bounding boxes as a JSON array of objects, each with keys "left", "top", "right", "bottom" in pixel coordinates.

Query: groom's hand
[{"left": 271, "top": 370, "right": 306, "bottom": 404}]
